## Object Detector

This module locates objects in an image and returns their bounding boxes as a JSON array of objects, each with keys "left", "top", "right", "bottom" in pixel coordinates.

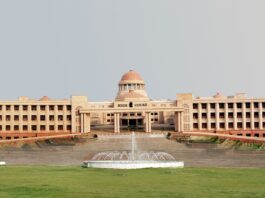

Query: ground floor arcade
[{"left": 79, "top": 107, "right": 184, "bottom": 133}]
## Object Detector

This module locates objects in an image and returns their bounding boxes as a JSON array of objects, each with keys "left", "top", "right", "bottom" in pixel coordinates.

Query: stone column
[
  {"left": 225, "top": 103, "right": 229, "bottom": 130},
  {"left": 114, "top": 113, "right": 120, "bottom": 133},
  {"left": 80, "top": 113, "right": 84, "bottom": 133},
  {"left": 207, "top": 104, "right": 211, "bottom": 131},
  {"left": 180, "top": 112, "right": 184, "bottom": 132},
  {"left": 259, "top": 102, "right": 263, "bottom": 130},
  {"left": 198, "top": 103, "right": 202, "bottom": 131},
  {"left": 145, "top": 112, "right": 151, "bottom": 133},
  {"left": 233, "top": 103, "right": 237, "bottom": 130},
  {"left": 243, "top": 102, "right": 246, "bottom": 130},
  {"left": 251, "top": 102, "right": 255, "bottom": 130},
  {"left": 174, "top": 112, "right": 178, "bottom": 132},
  {"left": 216, "top": 103, "right": 220, "bottom": 131},
  {"left": 87, "top": 113, "right": 91, "bottom": 133}
]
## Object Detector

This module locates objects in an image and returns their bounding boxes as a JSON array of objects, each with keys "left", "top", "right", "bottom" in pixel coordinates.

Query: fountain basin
[{"left": 83, "top": 160, "right": 184, "bottom": 169}]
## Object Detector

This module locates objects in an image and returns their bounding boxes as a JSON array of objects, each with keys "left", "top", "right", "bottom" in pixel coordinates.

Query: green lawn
[{"left": 0, "top": 166, "right": 264, "bottom": 198}]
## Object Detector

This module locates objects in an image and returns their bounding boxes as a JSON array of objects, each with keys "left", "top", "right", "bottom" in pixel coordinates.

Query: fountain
[{"left": 83, "top": 132, "right": 184, "bottom": 169}]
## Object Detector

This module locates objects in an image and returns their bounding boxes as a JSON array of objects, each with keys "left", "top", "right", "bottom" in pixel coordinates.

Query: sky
[{"left": 0, "top": 0, "right": 265, "bottom": 101}]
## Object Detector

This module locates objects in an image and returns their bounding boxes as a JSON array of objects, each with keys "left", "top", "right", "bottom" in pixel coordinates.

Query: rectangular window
[
  {"left": 246, "top": 122, "right": 251, "bottom": 129},
  {"left": 23, "top": 125, "right": 28, "bottom": 131},
  {"left": 202, "top": 113, "right": 207, "bottom": 119},
  {"left": 40, "top": 115, "right": 46, "bottom": 121},
  {"left": 67, "top": 115, "right": 71, "bottom": 121},
  {"left": 58, "top": 125, "right": 63, "bottom": 131},
  {"left": 40, "top": 125, "right": 45, "bottom": 131},
  {"left": 67, "top": 105, "right": 71, "bottom": 111},
  {"left": 201, "top": 103, "right": 207, "bottom": 109},
  {"left": 246, "top": 102, "right": 251, "bottom": 108},
  {"left": 32, "top": 125, "right": 37, "bottom": 131},
  {"left": 219, "top": 123, "right": 225, "bottom": 128},
  {"left": 23, "top": 105, "right": 28, "bottom": 111},
  {"left": 210, "top": 103, "right": 215, "bottom": 109},
  {"left": 219, "top": 112, "right": 225, "bottom": 118},
  {"left": 40, "top": 105, "right": 46, "bottom": 111},
  {"left": 254, "top": 102, "right": 259, "bottom": 108},
  {"left": 211, "top": 123, "right": 216, "bottom": 129},
  {"left": 228, "top": 123, "right": 233, "bottom": 129},
  {"left": 14, "top": 105, "right": 19, "bottom": 111},
  {"left": 246, "top": 112, "right": 251, "bottom": 118},
  {"left": 58, "top": 115, "right": 63, "bottom": 121},
  {"left": 219, "top": 103, "right": 225, "bottom": 109},
  {"left": 237, "top": 103, "right": 242, "bottom": 108},
  {"left": 58, "top": 105, "right": 63, "bottom": 111},
  {"left": 6, "top": 115, "right": 11, "bottom": 121},
  {"left": 49, "top": 115, "right": 54, "bottom": 121},
  {"left": 210, "top": 113, "right": 215, "bottom": 119},
  {"left": 202, "top": 123, "right": 207, "bottom": 129},
  {"left": 193, "top": 103, "right": 198, "bottom": 109},
  {"left": 31, "top": 105, "right": 37, "bottom": 111},
  {"left": 193, "top": 123, "right": 198, "bottom": 129},
  {"left": 6, "top": 125, "right": 10, "bottom": 131},
  {"left": 193, "top": 113, "right": 198, "bottom": 119},
  {"left": 228, "top": 112, "right": 233, "bottom": 118},
  {"left": 31, "top": 115, "right": 37, "bottom": 121},
  {"left": 14, "top": 115, "right": 19, "bottom": 121},
  {"left": 228, "top": 103, "right": 233, "bottom": 109},
  {"left": 49, "top": 125, "right": 55, "bottom": 131},
  {"left": 14, "top": 125, "right": 19, "bottom": 131},
  {"left": 23, "top": 115, "right": 28, "bottom": 121},
  {"left": 6, "top": 105, "right": 11, "bottom": 111},
  {"left": 49, "top": 105, "right": 55, "bottom": 111},
  {"left": 254, "top": 112, "right": 259, "bottom": 118},
  {"left": 237, "top": 112, "right": 242, "bottom": 118}
]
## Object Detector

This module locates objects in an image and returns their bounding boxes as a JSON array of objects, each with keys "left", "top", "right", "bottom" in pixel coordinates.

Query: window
[
  {"left": 201, "top": 103, "right": 207, "bottom": 109},
  {"left": 23, "top": 105, "right": 28, "bottom": 111},
  {"left": 49, "top": 115, "right": 54, "bottom": 121},
  {"left": 254, "top": 102, "right": 259, "bottom": 108},
  {"left": 193, "top": 123, "right": 198, "bottom": 129},
  {"left": 32, "top": 125, "right": 37, "bottom": 131},
  {"left": 237, "top": 112, "right": 242, "bottom": 118},
  {"left": 31, "top": 115, "right": 37, "bottom": 121},
  {"left": 58, "top": 105, "right": 63, "bottom": 111},
  {"left": 14, "top": 115, "right": 19, "bottom": 121},
  {"left": 219, "top": 123, "right": 225, "bottom": 128},
  {"left": 31, "top": 105, "right": 37, "bottom": 111},
  {"left": 67, "top": 125, "right": 71, "bottom": 131},
  {"left": 6, "top": 105, "right": 11, "bottom": 111},
  {"left": 0, "top": 115, "right": 2, "bottom": 121},
  {"left": 211, "top": 123, "right": 216, "bottom": 129},
  {"left": 228, "top": 103, "right": 233, "bottom": 109},
  {"left": 14, "top": 125, "right": 19, "bottom": 131},
  {"left": 219, "top": 113, "right": 225, "bottom": 118},
  {"left": 67, "top": 115, "right": 71, "bottom": 121},
  {"left": 202, "top": 123, "right": 207, "bottom": 129},
  {"left": 58, "top": 115, "right": 63, "bottom": 121},
  {"left": 255, "top": 122, "right": 259, "bottom": 129},
  {"left": 193, "top": 113, "right": 198, "bottom": 119},
  {"left": 6, "top": 115, "right": 10, "bottom": 121},
  {"left": 67, "top": 105, "right": 71, "bottom": 111},
  {"left": 210, "top": 113, "right": 215, "bottom": 119},
  {"left": 58, "top": 125, "right": 63, "bottom": 131},
  {"left": 23, "top": 125, "right": 28, "bottom": 131},
  {"left": 40, "top": 105, "right": 46, "bottom": 111},
  {"left": 246, "top": 102, "right": 251, "bottom": 108},
  {"left": 219, "top": 103, "right": 225, "bottom": 109},
  {"left": 129, "top": 102, "right": 133, "bottom": 108},
  {"left": 237, "top": 122, "right": 243, "bottom": 129},
  {"left": 40, "top": 115, "right": 46, "bottom": 121},
  {"left": 228, "top": 123, "right": 233, "bottom": 129},
  {"left": 254, "top": 112, "right": 259, "bottom": 118},
  {"left": 237, "top": 103, "right": 242, "bottom": 108},
  {"left": 246, "top": 122, "right": 251, "bottom": 129},
  {"left": 202, "top": 113, "right": 207, "bottom": 119},
  {"left": 14, "top": 105, "right": 19, "bottom": 111},
  {"left": 49, "top": 125, "right": 55, "bottom": 131},
  {"left": 40, "top": 125, "right": 45, "bottom": 131},
  {"left": 6, "top": 125, "right": 10, "bottom": 131},
  {"left": 23, "top": 115, "right": 28, "bottom": 121},
  {"left": 193, "top": 103, "right": 198, "bottom": 109},
  {"left": 246, "top": 112, "right": 251, "bottom": 118},
  {"left": 228, "top": 112, "right": 233, "bottom": 118},
  {"left": 49, "top": 105, "right": 55, "bottom": 111},
  {"left": 210, "top": 103, "right": 215, "bottom": 109}
]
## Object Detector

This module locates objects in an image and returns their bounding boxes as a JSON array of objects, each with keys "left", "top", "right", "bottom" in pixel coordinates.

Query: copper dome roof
[{"left": 120, "top": 70, "right": 144, "bottom": 82}]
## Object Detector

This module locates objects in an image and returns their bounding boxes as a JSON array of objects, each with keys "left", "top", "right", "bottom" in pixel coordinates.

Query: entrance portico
[{"left": 79, "top": 107, "right": 184, "bottom": 133}]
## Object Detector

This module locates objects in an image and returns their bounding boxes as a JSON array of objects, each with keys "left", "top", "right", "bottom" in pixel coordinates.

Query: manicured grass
[{"left": 0, "top": 166, "right": 265, "bottom": 198}]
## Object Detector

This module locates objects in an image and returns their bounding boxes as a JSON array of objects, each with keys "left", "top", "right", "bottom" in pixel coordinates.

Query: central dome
[
  {"left": 120, "top": 70, "right": 143, "bottom": 82},
  {"left": 116, "top": 70, "right": 149, "bottom": 101}
]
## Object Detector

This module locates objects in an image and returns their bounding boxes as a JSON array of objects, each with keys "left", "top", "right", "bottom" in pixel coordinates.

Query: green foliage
[{"left": 0, "top": 166, "right": 265, "bottom": 198}]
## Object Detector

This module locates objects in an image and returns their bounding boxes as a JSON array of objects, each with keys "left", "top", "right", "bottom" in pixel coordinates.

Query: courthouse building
[{"left": 1, "top": 70, "right": 265, "bottom": 139}]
